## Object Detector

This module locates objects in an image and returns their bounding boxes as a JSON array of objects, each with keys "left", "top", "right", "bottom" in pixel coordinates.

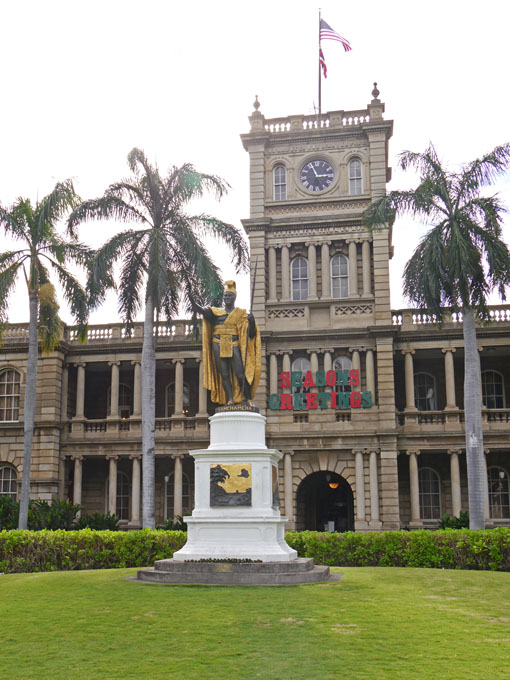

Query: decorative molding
[
  {"left": 334, "top": 304, "right": 373, "bottom": 316},
  {"left": 268, "top": 308, "right": 305, "bottom": 319}
]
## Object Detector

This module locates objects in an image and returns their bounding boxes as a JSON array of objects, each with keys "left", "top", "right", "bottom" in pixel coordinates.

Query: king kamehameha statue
[{"left": 194, "top": 280, "right": 261, "bottom": 409}]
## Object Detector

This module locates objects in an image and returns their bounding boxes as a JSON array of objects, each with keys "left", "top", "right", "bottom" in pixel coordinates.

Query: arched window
[
  {"left": 330, "top": 254, "right": 349, "bottom": 298},
  {"left": 348, "top": 158, "right": 363, "bottom": 195},
  {"left": 273, "top": 165, "right": 287, "bottom": 201},
  {"left": 0, "top": 465, "right": 17, "bottom": 499},
  {"left": 291, "top": 357, "right": 311, "bottom": 394},
  {"left": 104, "top": 471, "right": 130, "bottom": 520},
  {"left": 291, "top": 257, "right": 308, "bottom": 301},
  {"left": 0, "top": 369, "right": 21, "bottom": 422},
  {"left": 166, "top": 472, "right": 192, "bottom": 519},
  {"left": 488, "top": 467, "right": 510, "bottom": 519},
  {"left": 333, "top": 356, "right": 352, "bottom": 393},
  {"left": 165, "top": 382, "right": 191, "bottom": 417},
  {"left": 419, "top": 467, "right": 441, "bottom": 520},
  {"left": 482, "top": 370, "right": 505, "bottom": 409},
  {"left": 414, "top": 373, "right": 436, "bottom": 411},
  {"left": 106, "top": 383, "right": 132, "bottom": 418}
]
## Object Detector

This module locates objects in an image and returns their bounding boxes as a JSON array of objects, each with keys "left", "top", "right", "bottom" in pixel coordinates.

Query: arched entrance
[{"left": 296, "top": 471, "right": 354, "bottom": 532}]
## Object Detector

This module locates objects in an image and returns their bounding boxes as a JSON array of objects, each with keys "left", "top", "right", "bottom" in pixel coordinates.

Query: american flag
[
  {"left": 320, "top": 18, "right": 351, "bottom": 52},
  {"left": 319, "top": 48, "right": 327, "bottom": 78}
]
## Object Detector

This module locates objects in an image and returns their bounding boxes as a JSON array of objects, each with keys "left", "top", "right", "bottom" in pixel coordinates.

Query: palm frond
[
  {"left": 457, "top": 143, "right": 510, "bottom": 201},
  {"left": 184, "top": 214, "right": 249, "bottom": 272},
  {"left": 0, "top": 263, "right": 23, "bottom": 324},
  {"left": 36, "top": 180, "right": 79, "bottom": 239},
  {"left": 67, "top": 195, "right": 148, "bottom": 236},
  {"left": 38, "top": 283, "right": 63, "bottom": 353},
  {"left": 45, "top": 258, "right": 89, "bottom": 339}
]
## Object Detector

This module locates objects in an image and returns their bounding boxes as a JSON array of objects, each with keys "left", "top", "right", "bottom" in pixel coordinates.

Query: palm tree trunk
[
  {"left": 463, "top": 307, "right": 485, "bottom": 529},
  {"left": 141, "top": 294, "right": 156, "bottom": 529},
  {"left": 18, "top": 291, "right": 39, "bottom": 530}
]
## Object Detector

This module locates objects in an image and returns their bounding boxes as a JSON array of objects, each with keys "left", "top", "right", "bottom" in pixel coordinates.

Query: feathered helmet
[{"left": 224, "top": 280, "right": 237, "bottom": 298}]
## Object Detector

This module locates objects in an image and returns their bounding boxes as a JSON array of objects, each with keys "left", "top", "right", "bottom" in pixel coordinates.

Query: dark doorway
[{"left": 296, "top": 471, "right": 354, "bottom": 532}]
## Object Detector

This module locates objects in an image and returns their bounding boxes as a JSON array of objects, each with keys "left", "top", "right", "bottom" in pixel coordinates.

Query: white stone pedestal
[{"left": 173, "top": 411, "right": 297, "bottom": 562}]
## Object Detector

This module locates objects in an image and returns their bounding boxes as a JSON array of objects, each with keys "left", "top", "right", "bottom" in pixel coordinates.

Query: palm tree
[
  {"left": 0, "top": 181, "right": 90, "bottom": 529},
  {"left": 364, "top": 142, "right": 510, "bottom": 530},
  {"left": 68, "top": 148, "right": 249, "bottom": 529}
]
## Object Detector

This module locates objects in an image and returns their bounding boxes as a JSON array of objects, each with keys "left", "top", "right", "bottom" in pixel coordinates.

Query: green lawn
[{"left": 1, "top": 567, "right": 509, "bottom": 680}]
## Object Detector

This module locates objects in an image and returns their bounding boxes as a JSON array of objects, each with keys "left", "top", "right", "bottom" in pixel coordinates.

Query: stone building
[{"left": 1, "top": 88, "right": 510, "bottom": 530}]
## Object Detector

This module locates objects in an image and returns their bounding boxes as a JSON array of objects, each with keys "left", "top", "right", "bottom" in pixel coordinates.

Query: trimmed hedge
[
  {"left": 0, "top": 529, "right": 186, "bottom": 574},
  {"left": 285, "top": 529, "right": 510, "bottom": 571},
  {"left": 1, "top": 528, "right": 510, "bottom": 574}
]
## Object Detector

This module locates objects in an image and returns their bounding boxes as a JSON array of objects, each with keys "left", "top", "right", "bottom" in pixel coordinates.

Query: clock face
[{"left": 300, "top": 159, "right": 335, "bottom": 193}]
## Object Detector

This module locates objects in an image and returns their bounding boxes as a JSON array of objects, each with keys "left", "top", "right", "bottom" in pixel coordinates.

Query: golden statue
[{"left": 194, "top": 281, "right": 261, "bottom": 406}]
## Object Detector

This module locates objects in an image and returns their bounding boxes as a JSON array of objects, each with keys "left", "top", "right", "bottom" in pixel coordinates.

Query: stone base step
[{"left": 135, "top": 557, "right": 342, "bottom": 586}]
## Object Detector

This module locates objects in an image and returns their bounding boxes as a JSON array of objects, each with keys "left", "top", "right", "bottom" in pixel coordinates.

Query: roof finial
[
  {"left": 371, "top": 82, "right": 380, "bottom": 100},
  {"left": 253, "top": 95, "right": 260, "bottom": 111}
]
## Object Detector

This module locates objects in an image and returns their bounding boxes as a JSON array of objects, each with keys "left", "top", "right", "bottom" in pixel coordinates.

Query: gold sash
[{"left": 213, "top": 325, "right": 238, "bottom": 357}]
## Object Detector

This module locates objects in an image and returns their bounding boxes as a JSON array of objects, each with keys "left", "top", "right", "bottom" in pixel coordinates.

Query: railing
[
  {"left": 84, "top": 420, "right": 107, "bottom": 433},
  {"left": 263, "top": 109, "right": 370, "bottom": 134},
  {"left": 64, "top": 320, "right": 197, "bottom": 344},
  {"left": 487, "top": 410, "right": 510, "bottom": 423},
  {"left": 392, "top": 305, "right": 510, "bottom": 329}
]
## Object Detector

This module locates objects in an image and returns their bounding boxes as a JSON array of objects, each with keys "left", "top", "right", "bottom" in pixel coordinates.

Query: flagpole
[{"left": 318, "top": 8, "right": 322, "bottom": 115}]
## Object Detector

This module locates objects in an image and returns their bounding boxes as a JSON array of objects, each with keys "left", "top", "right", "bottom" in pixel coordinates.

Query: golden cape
[{"left": 202, "top": 306, "right": 261, "bottom": 405}]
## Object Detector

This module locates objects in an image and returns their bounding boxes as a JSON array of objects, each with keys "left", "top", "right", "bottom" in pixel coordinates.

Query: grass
[{"left": 1, "top": 567, "right": 510, "bottom": 679}]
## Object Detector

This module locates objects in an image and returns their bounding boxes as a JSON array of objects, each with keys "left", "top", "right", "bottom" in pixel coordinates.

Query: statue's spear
[{"left": 241, "top": 257, "right": 258, "bottom": 402}]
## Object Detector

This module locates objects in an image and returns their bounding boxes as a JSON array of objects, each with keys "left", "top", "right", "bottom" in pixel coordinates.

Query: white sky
[{"left": 2, "top": 0, "right": 510, "bottom": 324}]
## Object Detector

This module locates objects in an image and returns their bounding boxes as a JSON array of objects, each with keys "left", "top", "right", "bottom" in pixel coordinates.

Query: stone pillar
[
  {"left": 351, "top": 349, "right": 360, "bottom": 376},
  {"left": 323, "top": 350, "right": 333, "bottom": 392},
  {"left": 369, "top": 450, "right": 381, "bottom": 527},
  {"left": 61, "top": 365, "right": 69, "bottom": 420},
  {"left": 173, "top": 454, "right": 184, "bottom": 517},
  {"left": 484, "top": 449, "right": 490, "bottom": 523},
  {"left": 402, "top": 350, "right": 416, "bottom": 410},
  {"left": 268, "top": 246, "right": 277, "bottom": 302},
  {"left": 407, "top": 450, "right": 422, "bottom": 528},
  {"left": 282, "top": 353, "right": 292, "bottom": 394},
  {"left": 308, "top": 350, "right": 319, "bottom": 374},
  {"left": 75, "top": 363, "right": 86, "bottom": 419},
  {"left": 320, "top": 242, "right": 331, "bottom": 299},
  {"left": 307, "top": 242, "right": 318, "bottom": 300},
  {"left": 354, "top": 450, "right": 366, "bottom": 527},
  {"left": 348, "top": 240, "right": 358, "bottom": 297},
  {"left": 283, "top": 451, "right": 294, "bottom": 522},
  {"left": 362, "top": 239, "right": 372, "bottom": 296},
  {"left": 196, "top": 358, "right": 208, "bottom": 415},
  {"left": 132, "top": 360, "right": 141, "bottom": 417},
  {"left": 365, "top": 349, "right": 375, "bottom": 401},
  {"left": 129, "top": 454, "right": 141, "bottom": 525},
  {"left": 107, "top": 455, "right": 118, "bottom": 515},
  {"left": 72, "top": 456, "right": 83, "bottom": 514},
  {"left": 269, "top": 353, "right": 278, "bottom": 395},
  {"left": 173, "top": 359, "right": 185, "bottom": 415},
  {"left": 442, "top": 348, "right": 458, "bottom": 409},
  {"left": 281, "top": 245, "right": 290, "bottom": 301},
  {"left": 448, "top": 449, "right": 462, "bottom": 518},
  {"left": 108, "top": 361, "right": 120, "bottom": 418}
]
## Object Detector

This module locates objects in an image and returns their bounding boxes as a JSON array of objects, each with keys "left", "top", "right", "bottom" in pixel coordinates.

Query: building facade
[{"left": 1, "top": 88, "right": 510, "bottom": 530}]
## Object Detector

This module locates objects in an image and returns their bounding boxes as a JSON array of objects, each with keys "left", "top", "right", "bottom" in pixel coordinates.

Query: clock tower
[{"left": 241, "top": 86, "right": 400, "bottom": 531}]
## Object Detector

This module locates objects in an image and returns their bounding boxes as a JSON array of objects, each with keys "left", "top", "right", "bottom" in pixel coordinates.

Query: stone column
[
  {"left": 107, "top": 455, "right": 118, "bottom": 515},
  {"left": 282, "top": 353, "right": 292, "bottom": 394},
  {"left": 308, "top": 350, "right": 319, "bottom": 374},
  {"left": 269, "top": 353, "right": 278, "bottom": 395},
  {"left": 350, "top": 349, "right": 361, "bottom": 376},
  {"left": 320, "top": 242, "right": 331, "bottom": 299},
  {"left": 448, "top": 449, "right": 462, "bottom": 518},
  {"left": 61, "top": 365, "right": 69, "bottom": 420},
  {"left": 369, "top": 450, "right": 381, "bottom": 527},
  {"left": 172, "top": 454, "right": 184, "bottom": 517},
  {"left": 348, "top": 240, "right": 359, "bottom": 297},
  {"left": 72, "top": 456, "right": 83, "bottom": 514},
  {"left": 268, "top": 246, "right": 277, "bottom": 302},
  {"left": 407, "top": 450, "right": 422, "bottom": 527},
  {"left": 129, "top": 454, "right": 141, "bottom": 525},
  {"left": 402, "top": 350, "right": 416, "bottom": 410},
  {"left": 108, "top": 361, "right": 120, "bottom": 418},
  {"left": 74, "top": 363, "right": 86, "bottom": 419},
  {"left": 323, "top": 350, "right": 333, "bottom": 392},
  {"left": 442, "top": 348, "right": 458, "bottom": 409},
  {"left": 196, "top": 358, "right": 208, "bottom": 416},
  {"left": 365, "top": 349, "right": 375, "bottom": 400},
  {"left": 281, "top": 245, "right": 290, "bottom": 301},
  {"left": 283, "top": 451, "right": 294, "bottom": 522},
  {"left": 362, "top": 239, "right": 372, "bottom": 296},
  {"left": 354, "top": 450, "right": 366, "bottom": 527},
  {"left": 484, "top": 449, "right": 490, "bottom": 523},
  {"left": 132, "top": 360, "right": 141, "bottom": 417},
  {"left": 173, "top": 359, "right": 185, "bottom": 415},
  {"left": 307, "top": 242, "right": 318, "bottom": 300}
]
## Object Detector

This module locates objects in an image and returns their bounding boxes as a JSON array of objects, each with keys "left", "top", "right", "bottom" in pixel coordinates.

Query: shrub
[
  {"left": 158, "top": 515, "right": 187, "bottom": 531},
  {"left": 0, "top": 496, "right": 18, "bottom": 530},
  {"left": 28, "top": 499, "right": 83, "bottom": 531},
  {"left": 439, "top": 511, "right": 469, "bottom": 529},
  {"left": 285, "top": 528, "right": 510, "bottom": 572},
  {"left": 75, "top": 512, "right": 121, "bottom": 531}
]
